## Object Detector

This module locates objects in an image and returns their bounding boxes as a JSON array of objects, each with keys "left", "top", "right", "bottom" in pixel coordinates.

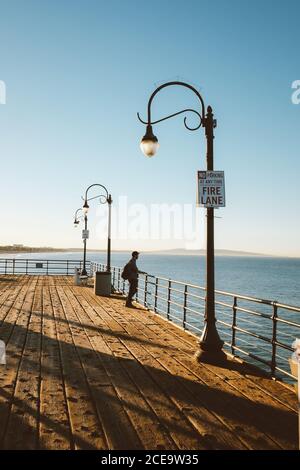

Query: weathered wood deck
[{"left": 0, "top": 275, "right": 298, "bottom": 450}]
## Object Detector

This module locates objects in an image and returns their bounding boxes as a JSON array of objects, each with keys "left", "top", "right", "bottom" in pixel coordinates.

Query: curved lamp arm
[
  {"left": 75, "top": 190, "right": 111, "bottom": 224},
  {"left": 74, "top": 207, "right": 84, "bottom": 224},
  {"left": 138, "top": 81, "right": 206, "bottom": 129},
  {"left": 138, "top": 108, "right": 202, "bottom": 131},
  {"left": 84, "top": 183, "right": 109, "bottom": 202},
  {"left": 74, "top": 208, "right": 82, "bottom": 219}
]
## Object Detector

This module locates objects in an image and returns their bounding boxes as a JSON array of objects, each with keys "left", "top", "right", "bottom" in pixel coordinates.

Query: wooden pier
[{"left": 0, "top": 275, "right": 298, "bottom": 450}]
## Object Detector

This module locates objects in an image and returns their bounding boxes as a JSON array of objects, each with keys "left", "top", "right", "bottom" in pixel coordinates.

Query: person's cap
[{"left": 132, "top": 251, "right": 140, "bottom": 257}]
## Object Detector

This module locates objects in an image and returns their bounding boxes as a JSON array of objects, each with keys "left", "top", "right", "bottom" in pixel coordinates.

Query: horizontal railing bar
[
  {"left": 215, "top": 308, "right": 232, "bottom": 319},
  {"left": 185, "top": 324, "right": 202, "bottom": 333},
  {"left": 185, "top": 292, "right": 206, "bottom": 301},
  {"left": 231, "top": 325, "right": 272, "bottom": 344},
  {"left": 0, "top": 259, "right": 85, "bottom": 263},
  {"left": 234, "top": 306, "right": 272, "bottom": 319},
  {"left": 276, "top": 317, "right": 300, "bottom": 329},
  {"left": 230, "top": 314, "right": 271, "bottom": 330},
  {"left": 166, "top": 312, "right": 185, "bottom": 322},
  {"left": 272, "top": 340, "right": 293, "bottom": 353},
  {"left": 228, "top": 344, "right": 272, "bottom": 367},
  {"left": 216, "top": 319, "right": 233, "bottom": 329},
  {"left": 274, "top": 351, "right": 293, "bottom": 363},
  {"left": 273, "top": 365, "right": 295, "bottom": 379},
  {"left": 215, "top": 300, "right": 235, "bottom": 310},
  {"left": 184, "top": 306, "right": 205, "bottom": 317},
  {"left": 218, "top": 330, "right": 232, "bottom": 338},
  {"left": 215, "top": 290, "right": 278, "bottom": 305}
]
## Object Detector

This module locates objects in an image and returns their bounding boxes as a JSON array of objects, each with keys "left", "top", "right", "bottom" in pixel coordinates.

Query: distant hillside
[
  {"left": 0, "top": 245, "right": 67, "bottom": 253},
  {"left": 144, "top": 249, "right": 273, "bottom": 257},
  {"left": 0, "top": 245, "right": 275, "bottom": 257}
]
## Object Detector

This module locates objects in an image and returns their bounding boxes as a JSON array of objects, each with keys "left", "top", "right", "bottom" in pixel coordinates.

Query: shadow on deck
[{"left": 0, "top": 275, "right": 298, "bottom": 450}]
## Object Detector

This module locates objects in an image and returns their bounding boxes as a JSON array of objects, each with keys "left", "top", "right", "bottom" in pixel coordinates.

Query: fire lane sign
[
  {"left": 197, "top": 171, "right": 225, "bottom": 208},
  {"left": 82, "top": 229, "right": 89, "bottom": 240}
]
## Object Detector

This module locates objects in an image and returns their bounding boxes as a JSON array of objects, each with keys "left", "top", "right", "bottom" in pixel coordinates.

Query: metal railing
[
  {"left": 0, "top": 258, "right": 88, "bottom": 275},
  {"left": 91, "top": 262, "right": 300, "bottom": 382}
]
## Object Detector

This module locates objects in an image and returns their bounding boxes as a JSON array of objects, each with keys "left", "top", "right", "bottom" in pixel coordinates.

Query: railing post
[
  {"left": 118, "top": 269, "right": 121, "bottom": 292},
  {"left": 121, "top": 268, "right": 125, "bottom": 294},
  {"left": 167, "top": 280, "right": 171, "bottom": 320},
  {"left": 67, "top": 260, "right": 69, "bottom": 275},
  {"left": 271, "top": 303, "right": 278, "bottom": 377},
  {"left": 136, "top": 273, "right": 139, "bottom": 302},
  {"left": 154, "top": 278, "right": 158, "bottom": 313},
  {"left": 183, "top": 284, "right": 188, "bottom": 329},
  {"left": 26, "top": 260, "right": 28, "bottom": 275},
  {"left": 13, "top": 259, "right": 15, "bottom": 275},
  {"left": 5, "top": 259, "right": 7, "bottom": 275},
  {"left": 231, "top": 296, "right": 237, "bottom": 355},
  {"left": 113, "top": 267, "right": 116, "bottom": 286},
  {"left": 144, "top": 274, "right": 148, "bottom": 307},
  {"left": 46, "top": 260, "right": 49, "bottom": 275}
]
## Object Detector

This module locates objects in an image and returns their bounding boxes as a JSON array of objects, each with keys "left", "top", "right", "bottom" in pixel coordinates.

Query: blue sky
[{"left": 0, "top": 0, "right": 299, "bottom": 255}]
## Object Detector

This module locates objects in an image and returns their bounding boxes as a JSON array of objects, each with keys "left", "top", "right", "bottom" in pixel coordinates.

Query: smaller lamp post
[
  {"left": 73, "top": 207, "right": 88, "bottom": 276},
  {"left": 74, "top": 193, "right": 106, "bottom": 277},
  {"left": 82, "top": 184, "right": 112, "bottom": 272}
]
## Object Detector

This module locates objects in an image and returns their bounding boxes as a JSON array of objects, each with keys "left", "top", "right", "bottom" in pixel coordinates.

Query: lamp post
[
  {"left": 73, "top": 207, "right": 88, "bottom": 276},
  {"left": 138, "top": 81, "right": 226, "bottom": 364},
  {"left": 82, "top": 184, "right": 112, "bottom": 272},
  {"left": 74, "top": 193, "right": 106, "bottom": 276}
]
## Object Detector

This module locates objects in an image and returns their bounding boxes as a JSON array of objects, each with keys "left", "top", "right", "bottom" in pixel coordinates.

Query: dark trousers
[{"left": 127, "top": 278, "right": 138, "bottom": 304}]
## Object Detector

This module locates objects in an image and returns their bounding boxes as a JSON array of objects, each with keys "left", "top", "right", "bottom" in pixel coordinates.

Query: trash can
[
  {"left": 94, "top": 271, "right": 112, "bottom": 296},
  {"left": 74, "top": 267, "right": 81, "bottom": 286}
]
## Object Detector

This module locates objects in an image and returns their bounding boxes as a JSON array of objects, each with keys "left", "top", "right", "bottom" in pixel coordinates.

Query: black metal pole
[
  {"left": 195, "top": 106, "right": 226, "bottom": 363},
  {"left": 81, "top": 214, "right": 88, "bottom": 276},
  {"left": 107, "top": 194, "right": 112, "bottom": 272}
]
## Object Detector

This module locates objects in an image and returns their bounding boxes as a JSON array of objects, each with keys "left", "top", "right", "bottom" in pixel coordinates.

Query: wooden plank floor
[{"left": 0, "top": 275, "right": 298, "bottom": 450}]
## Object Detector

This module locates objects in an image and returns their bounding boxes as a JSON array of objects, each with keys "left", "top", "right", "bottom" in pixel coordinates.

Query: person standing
[{"left": 122, "top": 251, "right": 145, "bottom": 308}]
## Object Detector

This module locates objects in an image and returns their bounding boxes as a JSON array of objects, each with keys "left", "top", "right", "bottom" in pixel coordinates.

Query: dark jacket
[{"left": 126, "top": 258, "right": 138, "bottom": 281}]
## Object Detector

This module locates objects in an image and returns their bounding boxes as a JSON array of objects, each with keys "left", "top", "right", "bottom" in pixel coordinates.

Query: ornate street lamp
[
  {"left": 74, "top": 193, "right": 107, "bottom": 276},
  {"left": 138, "top": 81, "right": 226, "bottom": 364},
  {"left": 73, "top": 206, "right": 88, "bottom": 276},
  {"left": 82, "top": 184, "right": 112, "bottom": 272}
]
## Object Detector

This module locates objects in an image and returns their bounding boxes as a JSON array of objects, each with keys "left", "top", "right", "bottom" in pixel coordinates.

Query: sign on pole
[
  {"left": 197, "top": 170, "right": 225, "bottom": 208},
  {"left": 82, "top": 229, "right": 89, "bottom": 240}
]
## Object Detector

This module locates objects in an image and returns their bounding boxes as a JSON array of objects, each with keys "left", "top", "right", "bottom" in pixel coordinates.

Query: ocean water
[
  {"left": 1, "top": 251, "right": 299, "bottom": 380},
  {"left": 2, "top": 250, "right": 299, "bottom": 305}
]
